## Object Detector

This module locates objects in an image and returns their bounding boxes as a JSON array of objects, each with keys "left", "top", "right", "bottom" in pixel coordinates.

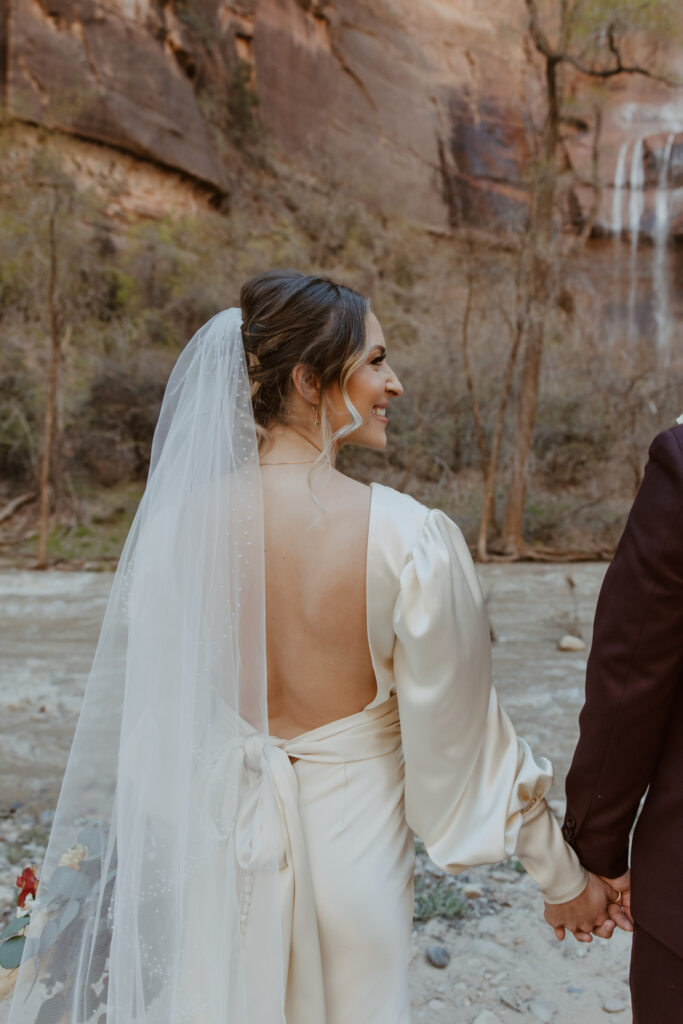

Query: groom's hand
[
  {"left": 600, "top": 870, "right": 633, "bottom": 933},
  {"left": 544, "top": 873, "right": 615, "bottom": 942}
]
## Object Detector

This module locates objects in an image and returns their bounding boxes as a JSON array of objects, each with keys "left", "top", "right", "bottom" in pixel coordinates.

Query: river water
[{"left": 0, "top": 562, "right": 607, "bottom": 816}]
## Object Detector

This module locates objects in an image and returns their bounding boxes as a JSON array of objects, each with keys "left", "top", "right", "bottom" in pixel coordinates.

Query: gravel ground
[{"left": 1, "top": 563, "right": 633, "bottom": 1022}]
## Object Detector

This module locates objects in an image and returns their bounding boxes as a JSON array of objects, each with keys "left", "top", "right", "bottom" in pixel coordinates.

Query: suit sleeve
[
  {"left": 394, "top": 508, "right": 587, "bottom": 903},
  {"left": 563, "top": 427, "right": 683, "bottom": 877}
]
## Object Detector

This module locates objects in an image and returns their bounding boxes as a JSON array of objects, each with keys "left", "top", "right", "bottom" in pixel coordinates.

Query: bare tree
[
  {"left": 35, "top": 184, "right": 77, "bottom": 568},
  {"left": 448, "top": 233, "right": 529, "bottom": 559},
  {"left": 36, "top": 203, "right": 62, "bottom": 569},
  {"left": 498, "top": 0, "right": 678, "bottom": 555},
  {"left": 477, "top": 293, "right": 527, "bottom": 561},
  {"left": 0, "top": 140, "right": 87, "bottom": 567},
  {"left": 460, "top": 271, "right": 489, "bottom": 478}
]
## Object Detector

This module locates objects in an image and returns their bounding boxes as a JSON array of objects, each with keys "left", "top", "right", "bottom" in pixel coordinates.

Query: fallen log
[{"left": 0, "top": 492, "right": 35, "bottom": 525}]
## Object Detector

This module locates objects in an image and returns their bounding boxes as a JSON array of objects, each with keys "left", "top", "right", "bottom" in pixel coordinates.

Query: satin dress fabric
[{"left": 236, "top": 482, "right": 587, "bottom": 1024}]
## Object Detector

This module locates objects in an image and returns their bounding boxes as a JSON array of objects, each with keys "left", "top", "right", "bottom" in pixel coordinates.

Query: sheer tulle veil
[{"left": 7, "top": 309, "right": 287, "bottom": 1022}]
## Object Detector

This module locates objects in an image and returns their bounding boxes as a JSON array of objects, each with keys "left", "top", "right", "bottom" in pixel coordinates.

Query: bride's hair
[{"left": 240, "top": 269, "right": 369, "bottom": 457}]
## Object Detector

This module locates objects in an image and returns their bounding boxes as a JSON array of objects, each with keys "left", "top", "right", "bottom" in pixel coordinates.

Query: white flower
[
  {"left": 58, "top": 843, "right": 89, "bottom": 870},
  {"left": 28, "top": 907, "right": 48, "bottom": 933},
  {"left": 16, "top": 894, "right": 34, "bottom": 917}
]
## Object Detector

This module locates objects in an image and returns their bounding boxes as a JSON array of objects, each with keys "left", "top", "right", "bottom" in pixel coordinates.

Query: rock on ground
[{"left": 410, "top": 857, "right": 632, "bottom": 1023}]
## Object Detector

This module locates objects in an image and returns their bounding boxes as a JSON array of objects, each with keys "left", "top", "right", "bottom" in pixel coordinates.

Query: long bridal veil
[{"left": 6, "top": 309, "right": 287, "bottom": 1022}]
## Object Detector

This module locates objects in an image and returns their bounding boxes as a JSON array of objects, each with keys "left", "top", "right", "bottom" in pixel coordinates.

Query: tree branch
[
  {"left": 564, "top": 30, "right": 680, "bottom": 88},
  {"left": 580, "top": 101, "right": 604, "bottom": 245},
  {"left": 460, "top": 274, "right": 489, "bottom": 479},
  {"left": 524, "top": 4, "right": 680, "bottom": 87},
  {"left": 524, "top": 0, "right": 557, "bottom": 60},
  {"left": 606, "top": 24, "right": 620, "bottom": 65},
  {"left": 0, "top": 492, "right": 35, "bottom": 525}
]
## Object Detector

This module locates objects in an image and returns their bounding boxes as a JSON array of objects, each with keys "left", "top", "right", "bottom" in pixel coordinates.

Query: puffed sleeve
[{"left": 393, "top": 509, "right": 588, "bottom": 904}]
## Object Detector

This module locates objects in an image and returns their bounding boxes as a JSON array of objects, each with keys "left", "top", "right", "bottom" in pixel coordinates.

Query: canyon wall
[
  {"left": 4, "top": 0, "right": 683, "bottom": 235},
  {"left": 4, "top": 0, "right": 537, "bottom": 228}
]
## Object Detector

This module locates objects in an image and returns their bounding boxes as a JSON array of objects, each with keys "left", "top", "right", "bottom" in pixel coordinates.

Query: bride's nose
[{"left": 385, "top": 363, "right": 403, "bottom": 397}]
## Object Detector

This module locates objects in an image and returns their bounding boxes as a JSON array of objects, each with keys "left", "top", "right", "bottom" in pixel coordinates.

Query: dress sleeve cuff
[{"left": 515, "top": 800, "right": 588, "bottom": 904}]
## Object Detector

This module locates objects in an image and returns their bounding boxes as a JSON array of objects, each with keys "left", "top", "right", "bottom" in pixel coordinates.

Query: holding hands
[{"left": 544, "top": 870, "right": 633, "bottom": 943}]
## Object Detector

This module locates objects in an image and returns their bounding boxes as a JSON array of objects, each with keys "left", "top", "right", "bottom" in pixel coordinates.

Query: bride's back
[
  {"left": 262, "top": 466, "right": 377, "bottom": 739},
  {"left": 239, "top": 269, "right": 402, "bottom": 737}
]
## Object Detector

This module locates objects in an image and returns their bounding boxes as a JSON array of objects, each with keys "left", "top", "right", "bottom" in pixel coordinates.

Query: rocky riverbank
[
  {"left": 409, "top": 848, "right": 632, "bottom": 1023},
  {"left": 1, "top": 563, "right": 634, "bottom": 1022}
]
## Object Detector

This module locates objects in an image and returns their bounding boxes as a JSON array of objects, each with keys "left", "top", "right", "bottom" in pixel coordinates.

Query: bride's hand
[{"left": 544, "top": 872, "right": 616, "bottom": 942}]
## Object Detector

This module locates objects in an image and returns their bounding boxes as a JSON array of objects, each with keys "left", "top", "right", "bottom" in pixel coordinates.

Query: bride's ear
[{"left": 291, "top": 364, "right": 321, "bottom": 405}]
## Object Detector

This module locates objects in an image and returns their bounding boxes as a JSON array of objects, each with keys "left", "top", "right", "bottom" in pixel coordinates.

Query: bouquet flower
[{"left": 0, "top": 821, "right": 115, "bottom": 1023}]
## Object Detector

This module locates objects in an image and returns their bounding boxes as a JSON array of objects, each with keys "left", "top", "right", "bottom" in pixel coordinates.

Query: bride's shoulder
[
  {"left": 370, "top": 481, "right": 428, "bottom": 518},
  {"left": 369, "top": 483, "right": 465, "bottom": 555},
  {"left": 368, "top": 482, "right": 432, "bottom": 559},
  {"left": 369, "top": 485, "right": 473, "bottom": 596}
]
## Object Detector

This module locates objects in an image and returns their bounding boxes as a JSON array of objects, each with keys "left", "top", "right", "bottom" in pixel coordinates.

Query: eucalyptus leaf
[
  {"left": 0, "top": 935, "right": 26, "bottom": 969},
  {"left": 44, "top": 924, "right": 70, "bottom": 981},
  {"left": 80, "top": 858, "right": 102, "bottom": 882},
  {"left": 84, "top": 984, "right": 100, "bottom": 1016},
  {"left": 0, "top": 914, "right": 30, "bottom": 940},
  {"left": 34, "top": 993, "right": 66, "bottom": 1024},
  {"left": 22, "top": 957, "right": 41, "bottom": 1003},
  {"left": 38, "top": 918, "right": 60, "bottom": 957},
  {"left": 46, "top": 866, "right": 71, "bottom": 897},
  {"left": 37, "top": 888, "right": 66, "bottom": 911},
  {"left": 48, "top": 866, "right": 91, "bottom": 900},
  {"left": 85, "top": 930, "right": 110, "bottom": 987},
  {"left": 57, "top": 899, "right": 80, "bottom": 935},
  {"left": 77, "top": 825, "right": 106, "bottom": 858}
]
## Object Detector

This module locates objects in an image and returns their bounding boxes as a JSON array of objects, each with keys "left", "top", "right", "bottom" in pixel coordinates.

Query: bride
[{"left": 7, "top": 270, "right": 623, "bottom": 1024}]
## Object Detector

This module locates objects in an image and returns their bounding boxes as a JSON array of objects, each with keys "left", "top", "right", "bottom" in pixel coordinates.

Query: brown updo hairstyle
[{"left": 240, "top": 270, "right": 370, "bottom": 459}]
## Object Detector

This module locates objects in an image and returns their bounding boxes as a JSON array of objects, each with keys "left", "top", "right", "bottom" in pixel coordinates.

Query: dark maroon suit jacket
[{"left": 563, "top": 423, "right": 683, "bottom": 957}]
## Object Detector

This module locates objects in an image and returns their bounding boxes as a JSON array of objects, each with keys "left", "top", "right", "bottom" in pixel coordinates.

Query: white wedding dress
[{"left": 238, "top": 482, "right": 588, "bottom": 1023}]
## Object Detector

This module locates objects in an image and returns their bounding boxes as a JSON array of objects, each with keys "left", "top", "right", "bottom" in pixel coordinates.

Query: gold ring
[{"left": 613, "top": 890, "right": 623, "bottom": 905}]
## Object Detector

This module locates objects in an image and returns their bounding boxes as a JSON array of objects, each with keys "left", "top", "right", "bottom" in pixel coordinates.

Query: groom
[{"left": 558, "top": 419, "right": 683, "bottom": 1021}]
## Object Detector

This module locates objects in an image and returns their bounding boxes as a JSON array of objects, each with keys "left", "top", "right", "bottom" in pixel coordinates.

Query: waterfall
[
  {"left": 629, "top": 138, "right": 645, "bottom": 242},
  {"left": 612, "top": 141, "right": 630, "bottom": 234},
  {"left": 627, "top": 138, "right": 645, "bottom": 344},
  {"left": 610, "top": 141, "right": 630, "bottom": 345},
  {"left": 654, "top": 133, "right": 675, "bottom": 362},
  {"left": 655, "top": 134, "right": 675, "bottom": 240}
]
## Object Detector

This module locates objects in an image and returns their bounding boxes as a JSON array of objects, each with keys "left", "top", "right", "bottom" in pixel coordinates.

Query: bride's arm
[{"left": 392, "top": 508, "right": 588, "bottom": 905}]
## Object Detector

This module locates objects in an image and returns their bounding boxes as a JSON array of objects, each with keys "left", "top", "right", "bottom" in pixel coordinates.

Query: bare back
[{"left": 262, "top": 466, "right": 377, "bottom": 739}]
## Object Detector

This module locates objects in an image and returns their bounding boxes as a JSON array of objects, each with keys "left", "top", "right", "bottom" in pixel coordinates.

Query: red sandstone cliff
[
  {"left": 4, "top": 0, "right": 683, "bottom": 232},
  {"left": 3, "top": 0, "right": 537, "bottom": 227}
]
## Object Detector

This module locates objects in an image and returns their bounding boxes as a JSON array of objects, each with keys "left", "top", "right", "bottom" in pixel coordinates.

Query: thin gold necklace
[
  {"left": 260, "top": 458, "right": 318, "bottom": 466},
  {"left": 260, "top": 429, "right": 323, "bottom": 466}
]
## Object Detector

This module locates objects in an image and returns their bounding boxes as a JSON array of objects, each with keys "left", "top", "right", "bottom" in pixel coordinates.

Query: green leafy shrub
[{"left": 413, "top": 877, "right": 468, "bottom": 922}]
